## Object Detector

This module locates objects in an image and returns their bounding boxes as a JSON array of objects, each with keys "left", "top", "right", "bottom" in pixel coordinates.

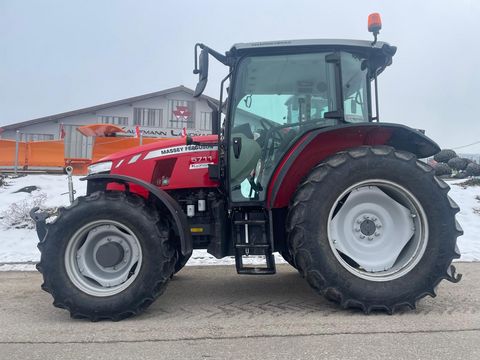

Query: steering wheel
[
  {"left": 258, "top": 119, "right": 285, "bottom": 154},
  {"left": 252, "top": 120, "right": 291, "bottom": 195}
]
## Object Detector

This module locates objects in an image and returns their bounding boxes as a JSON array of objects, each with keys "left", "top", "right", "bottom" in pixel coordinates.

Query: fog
[{"left": 1, "top": 0, "right": 479, "bottom": 151}]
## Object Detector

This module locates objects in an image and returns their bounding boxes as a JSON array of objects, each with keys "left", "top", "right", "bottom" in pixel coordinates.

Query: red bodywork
[
  {"left": 99, "top": 135, "right": 220, "bottom": 197},
  {"left": 96, "top": 126, "right": 400, "bottom": 207},
  {"left": 267, "top": 126, "right": 392, "bottom": 208}
]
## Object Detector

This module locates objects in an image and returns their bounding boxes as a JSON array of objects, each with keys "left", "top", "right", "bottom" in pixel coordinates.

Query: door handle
[{"left": 233, "top": 137, "right": 242, "bottom": 159}]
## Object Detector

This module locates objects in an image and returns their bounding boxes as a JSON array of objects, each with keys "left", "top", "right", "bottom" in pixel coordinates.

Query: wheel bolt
[
  {"left": 360, "top": 235, "right": 365, "bottom": 239},
  {"left": 375, "top": 232, "right": 380, "bottom": 236},
  {"left": 376, "top": 224, "right": 382, "bottom": 228},
  {"left": 368, "top": 236, "right": 373, "bottom": 241},
  {"left": 357, "top": 219, "right": 362, "bottom": 224},
  {"left": 355, "top": 228, "right": 360, "bottom": 232}
]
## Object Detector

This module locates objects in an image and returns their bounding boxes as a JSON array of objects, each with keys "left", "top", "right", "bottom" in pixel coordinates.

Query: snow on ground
[
  {"left": 0, "top": 174, "right": 479, "bottom": 271},
  {"left": 449, "top": 179, "right": 480, "bottom": 261}
]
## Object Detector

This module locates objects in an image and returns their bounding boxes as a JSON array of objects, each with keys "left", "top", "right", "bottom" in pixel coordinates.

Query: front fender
[
  {"left": 82, "top": 174, "right": 192, "bottom": 258},
  {"left": 268, "top": 122, "right": 440, "bottom": 209}
]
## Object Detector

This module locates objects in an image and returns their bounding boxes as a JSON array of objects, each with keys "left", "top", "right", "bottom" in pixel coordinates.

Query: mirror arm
[
  {"left": 193, "top": 43, "right": 205, "bottom": 74},
  {"left": 205, "top": 47, "right": 228, "bottom": 66},
  {"left": 195, "top": 43, "right": 229, "bottom": 67}
]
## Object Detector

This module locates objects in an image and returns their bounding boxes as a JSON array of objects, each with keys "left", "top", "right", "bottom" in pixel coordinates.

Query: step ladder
[{"left": 233, "top": 210, "right": 276, "bottom": 275}]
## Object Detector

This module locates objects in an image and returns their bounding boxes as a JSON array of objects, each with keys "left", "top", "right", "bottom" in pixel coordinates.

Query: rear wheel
[
  {"left": 287, "top": 146, "right": 462, "bottom": 313},
  {"left": 37, "top": 191, "right": 177, "bottom": 321},
  {"left": 280, "top": 250, "right": 298, "bottom": 270}
]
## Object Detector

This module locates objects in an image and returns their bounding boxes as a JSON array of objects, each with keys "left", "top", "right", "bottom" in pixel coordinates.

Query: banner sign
[{"left": 121, "top": 127, "right": 211, "bottom": 138}]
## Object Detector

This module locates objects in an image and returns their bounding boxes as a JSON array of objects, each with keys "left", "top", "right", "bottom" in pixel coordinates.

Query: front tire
[
  {"left": 37, "top": 191, "right": 177, "bottom": 321},
  {"left": 173, "top": 253, "right": 191, "bottom": 274},
  {"left": 287, "top": 146, "right": 462, "bottom": 313}
]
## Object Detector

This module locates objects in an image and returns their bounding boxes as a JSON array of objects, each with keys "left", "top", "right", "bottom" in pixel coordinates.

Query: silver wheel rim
[
  {"left": 65, "top": 220, "right": 142, "bottom": 297},
  {"left": 327, "top": 180, "right": 428, "bottom": 282}
]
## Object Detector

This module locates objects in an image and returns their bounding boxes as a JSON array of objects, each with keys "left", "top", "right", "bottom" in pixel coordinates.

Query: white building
[{"left": 0, "top": 86, "right": 216, "bottom": 158}]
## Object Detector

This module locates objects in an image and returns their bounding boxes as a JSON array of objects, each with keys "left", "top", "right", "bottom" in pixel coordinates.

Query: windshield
[{"left": 229, "top": 51, "right": 369, "bottom": 202}]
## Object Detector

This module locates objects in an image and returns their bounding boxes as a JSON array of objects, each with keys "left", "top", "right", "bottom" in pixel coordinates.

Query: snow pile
[
  {"left": 0, "top": 175, "right": 87, "bottom": 265},
  {"left": 0, "top": 175, "right": 479, "bottom": 271}
]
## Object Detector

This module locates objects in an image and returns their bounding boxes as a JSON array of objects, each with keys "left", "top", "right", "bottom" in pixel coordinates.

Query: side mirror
[{"left": 193, "top": 47, "right": 209, "bottom": 97}]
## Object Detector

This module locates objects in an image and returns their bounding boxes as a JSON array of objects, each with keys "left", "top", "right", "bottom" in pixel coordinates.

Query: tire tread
[
  {"left": 36, "top": 191, "right": 176, "bottom": 321},
  {"left": 287, "top": 146, "right": 463, "bottom": 314}
]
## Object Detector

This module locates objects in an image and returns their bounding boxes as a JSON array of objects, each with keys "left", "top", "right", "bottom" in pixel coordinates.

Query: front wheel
[
  {"left": 287, "top": 146, "right": 462, "bottom": 313},
  {"left": 37, "top": 191, "right": 177, "bottom": 321}
]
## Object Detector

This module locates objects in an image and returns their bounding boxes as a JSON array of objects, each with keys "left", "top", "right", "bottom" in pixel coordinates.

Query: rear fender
[
  {"left": 83, "top": 174, "right": 192, "bottom": 257},
  {"left": 268, "top": 123, "right": 440, "bottom": 209}
]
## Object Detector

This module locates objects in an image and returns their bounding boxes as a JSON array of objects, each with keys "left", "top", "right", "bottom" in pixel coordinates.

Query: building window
[
  {"left": 167, "top": 100, "right": 195, "bottom": 129},
  {"left": 99, "top": 116, "right": 128, "bottom": 126},
  {"left": 21, "top": 133, "right": 54, "bottom": 142},
  {"left": 21, "top": 133, "right": 54, "bottom": 141},
  {"left": 133, "top": 108, "right": 163, "bottom": 127},
  {"left": 199, "top": 112, "right": 212, "bottom": 131}
]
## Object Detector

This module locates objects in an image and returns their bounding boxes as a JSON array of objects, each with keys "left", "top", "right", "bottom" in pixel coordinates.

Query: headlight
[{"left": 87, "top": 161, "right": 112, "bottom": 175}]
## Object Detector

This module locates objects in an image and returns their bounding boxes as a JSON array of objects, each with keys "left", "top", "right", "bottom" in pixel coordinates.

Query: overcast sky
[{"left": 1, "top": 0, "right": 479, "bottom": 152}]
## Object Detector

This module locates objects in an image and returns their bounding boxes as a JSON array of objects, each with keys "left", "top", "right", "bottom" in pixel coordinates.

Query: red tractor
[{"left": 32, "top": 14, "right": 462, "bottom": 320}]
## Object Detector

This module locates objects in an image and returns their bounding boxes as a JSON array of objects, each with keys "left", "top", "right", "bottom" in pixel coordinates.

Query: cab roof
[
  {"left": 231, "top": 39, "right": 391, "bottom": 52},
  {"left": 228, "top": 39, "right": 397, "bottom": 74}
]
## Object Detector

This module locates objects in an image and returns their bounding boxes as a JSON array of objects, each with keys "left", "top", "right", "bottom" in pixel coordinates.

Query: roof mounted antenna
[{"left": 368, "top": 13, "right": 382, "bottom": 46}]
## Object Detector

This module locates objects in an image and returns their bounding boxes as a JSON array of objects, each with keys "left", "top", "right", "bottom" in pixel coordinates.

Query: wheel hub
[
  {"left": 95, "top": 241, "right": 125, "bottom": 268},
  {"left": 359, "top": 219, "right": 376, "bottom": 236},
  {"left": 354, "top": 214, "right": 383, "bottom": 241}
]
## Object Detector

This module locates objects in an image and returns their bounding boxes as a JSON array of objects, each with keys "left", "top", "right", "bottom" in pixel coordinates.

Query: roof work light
[{"left": 368, "top": 13, "right": 382, "bottom": 46}]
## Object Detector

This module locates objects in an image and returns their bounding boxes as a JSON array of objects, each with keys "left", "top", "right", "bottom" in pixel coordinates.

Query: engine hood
[{"left": 95, "top": 135, "right": 218, "bottom": 163}]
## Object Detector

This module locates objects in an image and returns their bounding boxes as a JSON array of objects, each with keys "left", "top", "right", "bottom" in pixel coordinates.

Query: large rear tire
[
  {"left": 287, "top": 146, "right": 462, "bottom": 313},
  {"left": 280, "top": 250, "right": 298, "bottom": 270},
  {"left": 37, "top": 191, "right": 177, "bottom": 321}
]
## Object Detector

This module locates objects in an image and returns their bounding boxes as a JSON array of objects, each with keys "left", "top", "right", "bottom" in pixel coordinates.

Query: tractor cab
[
  {"left": 193, "top": 39, "right": 396, "bottom": 204},
  {"left": 228, "top": 40, "right": 395, "bottom": 203}
]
